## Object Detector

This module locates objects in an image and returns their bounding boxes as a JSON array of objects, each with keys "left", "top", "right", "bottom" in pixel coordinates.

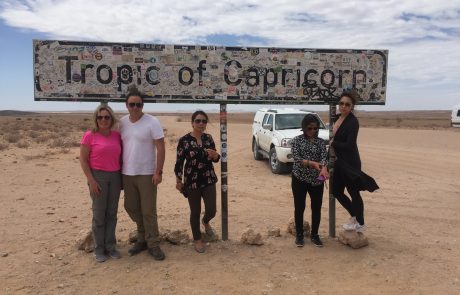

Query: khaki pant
[
  {"left": 122, "top": 175, "right": 160, "bottom": 247},
  {"left": 91, "top": 170, "right": 121, "bottom": 255}
]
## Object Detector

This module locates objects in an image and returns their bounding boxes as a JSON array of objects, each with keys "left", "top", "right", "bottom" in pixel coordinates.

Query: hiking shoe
[
  {"left": 107, "top": 249, "right": 121, "bottom": 259},
  {"left": 295, "top": 236, "right": 305, "bottom": 247},
  {"left": 95, "top": 253, "right": 107, "bottom": 263},
  {"left": 194, "top": 241, "right": 206, "bottom": 253},
  {"left": 148, "top": 246, "right": 165, "bottom": 261},
  {"left": 128, "top": 242, "right": 147, "bottom": 256},
  {"left": 310, "top": 235, "right": 324, "bottom": 247}
]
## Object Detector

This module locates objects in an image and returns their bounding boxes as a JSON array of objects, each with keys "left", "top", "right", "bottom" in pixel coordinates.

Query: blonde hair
[{"left": 92, "top": 104, "right": 117, "bottom": 132}]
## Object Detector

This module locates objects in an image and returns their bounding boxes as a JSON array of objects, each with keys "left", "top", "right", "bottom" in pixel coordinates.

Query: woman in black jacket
[{"left": 331, "top": 91, "right": 378, "bottom": 232}]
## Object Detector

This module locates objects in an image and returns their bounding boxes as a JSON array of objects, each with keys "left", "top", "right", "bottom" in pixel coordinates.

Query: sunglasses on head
[
  {"left": 194, "top": 119, "right": 208, "bottom": 124},
  {"left": 339, "top": 101, "right": 352, "bottom": 107},
  {"left": 128, "top": 102, "right": 143, "bottom": 108},
  {"left": 97, "top": 115, "right": 111, "bottom": 120}
]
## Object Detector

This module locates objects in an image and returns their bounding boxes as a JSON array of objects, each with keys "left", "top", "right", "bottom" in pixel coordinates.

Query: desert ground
[{"left": 0, "top": 110, "right": 459, "bottom": 294}]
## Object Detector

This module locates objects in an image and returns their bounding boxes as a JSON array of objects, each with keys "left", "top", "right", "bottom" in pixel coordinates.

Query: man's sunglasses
[
  {"left": 97, "top": 115, "right": 111, "bottom": 120},
  {"left": 128, "top": 102, "right": 144, "bottom": 108},
  {"left": 194, "top": 119, "right": 208, "bottom": 124}
]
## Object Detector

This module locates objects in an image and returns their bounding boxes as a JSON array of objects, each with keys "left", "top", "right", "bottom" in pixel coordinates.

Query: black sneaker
[
  {"left": 128, "top": 242, "right": 147, "bottom": 256},
  {"left": 310, "top": 235, "right": 324, "bottom": 247},
  {"left": 148, "top": 246, "right": 165, "bottom": 261},
  {"left": 295, "top": 236, "right": 305, "bottom": 247}
]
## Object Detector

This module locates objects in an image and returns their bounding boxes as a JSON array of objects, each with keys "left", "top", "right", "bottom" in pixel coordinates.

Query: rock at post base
[
  {"left": 76, "top": 230, "right": 94, "bottom": 253},
  {"left": 338, "top": 230, "right": 369, "bottom": 249},
  {"left": 241, "top": 228, "right": 264, "bottom": 245},
  {"left": 286, "top": 217, "right": 310, "bottom": 237},
  {"left": 267, "top": 227, "right": 281, "bottom": 237},
  {"left": 164, "top": 229, "right": 191, "bottom": 245}
]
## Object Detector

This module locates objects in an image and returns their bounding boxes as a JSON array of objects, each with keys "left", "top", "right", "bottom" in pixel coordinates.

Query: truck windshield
[{"left": 275, "top": 114, "right": 325, "bottom": 130}]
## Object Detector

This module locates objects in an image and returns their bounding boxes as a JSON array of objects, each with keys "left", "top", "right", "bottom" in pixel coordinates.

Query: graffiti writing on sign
[{"left": 33, "top": 40, "right": 388, "bottom": 104}]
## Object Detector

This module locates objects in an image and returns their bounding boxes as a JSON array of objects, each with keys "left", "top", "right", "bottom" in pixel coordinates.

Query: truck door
[{"left": 259, "top": 114, "right": 274, "bottom": 151}]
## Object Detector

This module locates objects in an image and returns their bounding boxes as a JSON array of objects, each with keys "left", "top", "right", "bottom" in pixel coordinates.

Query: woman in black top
[
  {"left": 175, "top": 110, "right": 220, "bottom": 253},
  {"left": 291, "top": 114, "right": 329, "bottom": 247},
  {"left": 332, "top": 91, "right": 378, "bottom": 232}
]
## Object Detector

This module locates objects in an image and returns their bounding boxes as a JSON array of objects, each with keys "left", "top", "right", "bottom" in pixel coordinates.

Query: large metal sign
[{"left": 34, "top": 40, "right": 388, "bottom": 104}]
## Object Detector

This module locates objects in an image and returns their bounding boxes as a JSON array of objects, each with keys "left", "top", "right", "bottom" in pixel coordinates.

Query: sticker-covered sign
[{"left": 33, "top": 40, "right": 388, "bottom": 104}]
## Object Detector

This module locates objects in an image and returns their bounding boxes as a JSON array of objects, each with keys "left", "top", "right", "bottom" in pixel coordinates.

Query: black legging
[
  {"left": 291, "top": 176, "right": 324, "bottom": 236},
  {"left": 332, "top": 173, "right": 365, "bottom": 225},
  {"left": 186, "top": 184, "right": 217, "bottom": 240}
]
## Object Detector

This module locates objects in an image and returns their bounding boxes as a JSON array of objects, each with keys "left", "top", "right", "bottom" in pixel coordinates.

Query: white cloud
[{"left": 1, "top": 0, "right": 460, "bottom": 84}]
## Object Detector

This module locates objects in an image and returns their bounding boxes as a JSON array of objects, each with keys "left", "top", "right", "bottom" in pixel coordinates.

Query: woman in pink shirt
[{"left": 80, "top": 104, "right": 122, "bottom": 263}]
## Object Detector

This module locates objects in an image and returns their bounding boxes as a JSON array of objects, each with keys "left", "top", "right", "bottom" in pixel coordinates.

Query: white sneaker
[
  {"left": 342, "top": 217, "right": 358, "bottom": 231},
  {"left": 355, "top": 224, "right": 367, "bottom": 232}
]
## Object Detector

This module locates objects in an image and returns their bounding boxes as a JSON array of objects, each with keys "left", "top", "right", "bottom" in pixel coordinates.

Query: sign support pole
[
  {"left": 220, "top": 103, "right": 228, "bottom": 240},
  {"left": 328, "top": 103, "right": 337, "bottom": 238}
]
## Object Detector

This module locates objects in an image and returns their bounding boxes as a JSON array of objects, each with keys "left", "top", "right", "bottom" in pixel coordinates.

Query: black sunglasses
[
  {"left": 97, "top": 115, "right": 111, "bottom": 120},
  {"left": 128, "top": 102, "right": 144, "bottom": 108},
  {"left": 194, "top": 119, "right": 208, "bottom": 124},
  {"left": 306, "top": 127, "right": 318, "bottom": 131}
]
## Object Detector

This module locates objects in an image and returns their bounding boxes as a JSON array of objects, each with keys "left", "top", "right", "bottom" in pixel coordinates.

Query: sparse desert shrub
[
  {"left": 60, "top": 148, "right": 71, "bottom": 154},
  {"left": 31, "top": 124, "right": 46, "bottom": 131},
  {"left": 48, "top": 138, "right": 79, "bottom": 148},
  {"left": 5, "top": 133, "right": 21, "bottom": 143},
  {"left": 16, "top": 140, "right": 30, "bottom": 148},
  {"left": 28, "top": 130, "right": 40, "bottom": 138},
  {"left": 35, "top": 135, "right": 50, "bottom": 144}
]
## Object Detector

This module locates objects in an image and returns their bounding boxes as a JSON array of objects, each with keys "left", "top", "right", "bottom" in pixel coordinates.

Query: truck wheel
[
  {"left": 269, "top": 147, "right": 287, "bottom": 174},
  {"left": 252, "top": 139, "right": 263, "bottom": 160}
]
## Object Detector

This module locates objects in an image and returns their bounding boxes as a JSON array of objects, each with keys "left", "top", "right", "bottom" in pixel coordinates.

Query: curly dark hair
[{"left": 301, "top": 114, "right": 320, "bottom": 137}]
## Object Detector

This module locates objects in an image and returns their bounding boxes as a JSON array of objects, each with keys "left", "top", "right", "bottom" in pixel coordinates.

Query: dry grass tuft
[
  {"left": 16, "top": 140, "right": 30, "bottom": 148},
  {"left": 5, "top": 133, "right": 21, "bottom": 143},
  {"left": 0, "top": 142, "right": 8, "bottom": 151},
  {"left": 48, "top": 138, "right": 79, "bottom": 149},
  {"left": 24, "top": 150, "right": 58, "bottom": 160}
]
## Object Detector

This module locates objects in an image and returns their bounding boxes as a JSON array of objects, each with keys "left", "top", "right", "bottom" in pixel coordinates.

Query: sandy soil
[{"left": 0, "top": 111, "right": 459, "bottom": 294}]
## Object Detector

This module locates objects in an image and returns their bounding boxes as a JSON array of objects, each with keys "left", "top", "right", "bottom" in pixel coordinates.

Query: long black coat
[{"left": 332, "top": 113, "right": 378, "bottom": 192}]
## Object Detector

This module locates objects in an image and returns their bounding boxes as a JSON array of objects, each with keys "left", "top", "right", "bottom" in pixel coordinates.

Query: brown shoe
[
  {"left": 128, "top": 242, "right": 147, "bottom": 256},
  {"left": 148, "top": 246, "right": 165, "bottom": 261},
  {"left": 202, "top": 220, "right": 216, "bottom": 236},
  {"left": 194, "top": 240, "right": 205, "bottom": 253}
]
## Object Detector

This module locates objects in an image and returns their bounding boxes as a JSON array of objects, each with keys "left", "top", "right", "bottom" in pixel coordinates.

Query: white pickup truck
[{"left": 252, "top": 108, "right": 329, "bottom": 174}]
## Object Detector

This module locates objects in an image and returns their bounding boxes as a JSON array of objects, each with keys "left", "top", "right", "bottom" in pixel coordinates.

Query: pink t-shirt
[{"left": 80, "top": 130, "right": 122, "bottom": 172}]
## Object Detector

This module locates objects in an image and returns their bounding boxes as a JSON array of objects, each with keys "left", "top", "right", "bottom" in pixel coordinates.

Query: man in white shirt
[{"left": 120, "top": 89, "right": 166, "bottom": 260}]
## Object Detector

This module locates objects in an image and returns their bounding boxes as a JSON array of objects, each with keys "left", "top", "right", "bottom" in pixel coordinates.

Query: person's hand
[
  {"left": 152, "top": 173, "right": 162, "bottom": 185},
  {"left": 310, "top": 161, "right": 322, "bottom": 171},
  {"left": 205, "top": 148, "right": 219, "bottom": 161},
  {"left": 320, "top": 168, "right": 330, "bottom": 180},
  {"left": 176, "top": 182, "right": 184, "bottom": 192},
  {"left": 89, "top": 179, "right": 101, "bottom": 197}
]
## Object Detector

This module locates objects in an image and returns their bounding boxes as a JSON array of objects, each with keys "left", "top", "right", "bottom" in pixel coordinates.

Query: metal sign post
[
  {"left": 328, "top": 103, "right": 337, "bottom": 238},
  {"left": 219, "top": 104, "right": 228, "bottom": 240}
]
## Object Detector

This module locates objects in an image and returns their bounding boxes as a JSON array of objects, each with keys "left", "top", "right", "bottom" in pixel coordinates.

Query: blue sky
[{"left": 1, "top": 0, "right": 459, "bottom": 112}]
